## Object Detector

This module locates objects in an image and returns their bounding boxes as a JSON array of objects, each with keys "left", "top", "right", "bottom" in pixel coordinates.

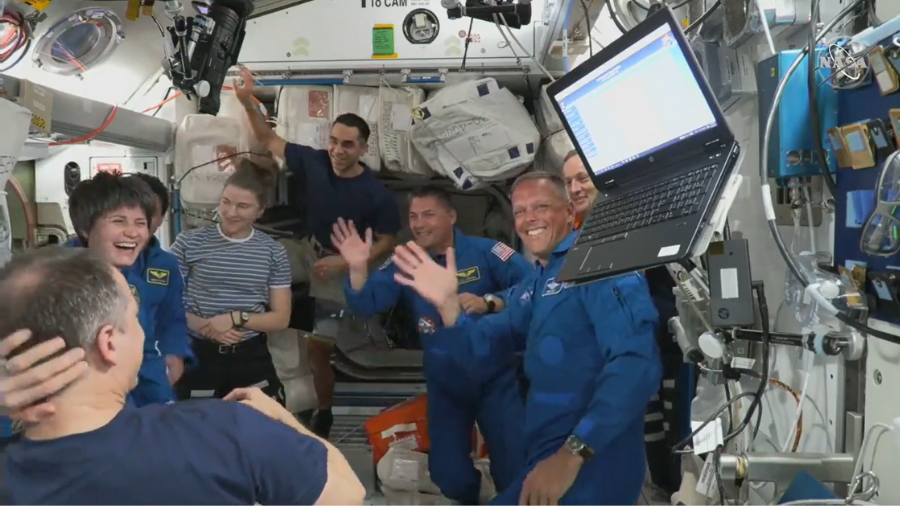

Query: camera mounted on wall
[
  {"left": 440, "top": 0, "right": 532, "bottom": 29},
  {"left": 162, "top": 0, "right": 253, "bottom": 116}
]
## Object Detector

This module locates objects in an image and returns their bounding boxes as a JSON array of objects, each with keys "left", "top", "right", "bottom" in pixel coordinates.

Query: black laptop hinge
[{"left": 704, "top": 139, "right": 724, "bottom": 151}]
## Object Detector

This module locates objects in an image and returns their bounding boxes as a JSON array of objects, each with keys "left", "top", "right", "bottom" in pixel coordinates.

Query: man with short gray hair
[
  {"left": 0, "top": 247, "right": 365, "bottom": 505},
  {"left": 388, "top": 171, "right": 662, "bottom": 505}
]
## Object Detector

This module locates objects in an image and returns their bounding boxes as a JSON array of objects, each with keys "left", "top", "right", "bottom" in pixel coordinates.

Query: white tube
[
  {"left": 803, "top": 184, "right": 817, "bottom": 253},
  {"left": 780, "top": 350, "right": 813, "bottom": 451}
]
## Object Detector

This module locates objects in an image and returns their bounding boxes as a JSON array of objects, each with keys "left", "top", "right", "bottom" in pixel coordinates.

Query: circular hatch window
[
  {"left": 403, "top": 9, "right": 440, "bottom": 45},
  {"left": 32, "top": 8, "right": 124, "bottom": 76}
]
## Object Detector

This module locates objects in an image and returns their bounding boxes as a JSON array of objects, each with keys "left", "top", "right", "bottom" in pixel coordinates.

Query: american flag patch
[{"left": 491, "top": 242, "right": 516, "bottom": 262}]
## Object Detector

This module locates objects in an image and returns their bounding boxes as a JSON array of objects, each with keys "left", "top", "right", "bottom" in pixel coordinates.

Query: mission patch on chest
[
  {"left": 147, "top": 268, "right": 170, "bottom": 286},
  {"left": 129, "top": 284, "right": 141, "bottom": 306},
  {"left": 457, "top": 266, "right": 481, "bottom": 284}
]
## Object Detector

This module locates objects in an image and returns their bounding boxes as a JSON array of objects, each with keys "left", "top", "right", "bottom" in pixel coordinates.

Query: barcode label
[{"left": 695, "top": 455, "right": 716, "bottom": 498}]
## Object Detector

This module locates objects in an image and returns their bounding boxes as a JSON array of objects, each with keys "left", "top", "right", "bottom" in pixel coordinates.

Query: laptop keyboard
[{"left": 576, "top": 163, "right": 718, "bottom": 246}]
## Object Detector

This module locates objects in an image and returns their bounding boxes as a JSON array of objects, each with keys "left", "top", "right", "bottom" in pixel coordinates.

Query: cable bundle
[{"left": 0, "top": 9, "right": 30, "bottom": 71}]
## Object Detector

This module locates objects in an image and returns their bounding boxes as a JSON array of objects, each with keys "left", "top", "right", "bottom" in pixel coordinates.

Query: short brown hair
[
  {"left": 564, "top": 149, "right": 581, "bottom": 163},
  {"left": 224, "top": 159, "right": 277, "bottom": 207}
]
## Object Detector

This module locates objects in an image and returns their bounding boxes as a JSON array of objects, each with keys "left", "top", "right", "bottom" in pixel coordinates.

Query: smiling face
[
  {"left": 409, "top": 195, "right": 456, "bottom": 251},
  {"left": 218, "top": 184, "right": 262, "bottom": 236},
  {"left": 85, "top": 206, "right": 150, "bottom": 268},
  {"left": 512, "top": 179, "right": 574, "bottom": 262},
  {"left": 327, "top": 123, "right": 368, "bottom": 174},
  {"left": 563, "top": 155, "right": 598, "bottom": 219}
]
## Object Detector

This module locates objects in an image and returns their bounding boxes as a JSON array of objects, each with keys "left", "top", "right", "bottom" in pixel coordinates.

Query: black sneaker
[{"left": 311, "top": 408, "right": 334, "bottom": 439}]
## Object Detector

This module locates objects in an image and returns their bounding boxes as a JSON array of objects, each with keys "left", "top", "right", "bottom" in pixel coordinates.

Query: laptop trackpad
[{"left": 581, "top": 246, "right": 613, "bottom": 273}]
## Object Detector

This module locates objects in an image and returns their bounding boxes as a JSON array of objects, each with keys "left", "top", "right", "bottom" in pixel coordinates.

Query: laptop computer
[{"left": 546, "top": 6, "right": 740, "bottom": 284}]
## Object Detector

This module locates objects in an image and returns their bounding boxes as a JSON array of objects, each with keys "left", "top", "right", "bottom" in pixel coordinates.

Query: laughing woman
[{"left": 172, "top": 160, "right": 292, "bottom": 403}]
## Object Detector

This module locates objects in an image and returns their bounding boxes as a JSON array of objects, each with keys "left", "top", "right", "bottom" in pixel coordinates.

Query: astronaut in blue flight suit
[
  {"left": 66, "top": 172, "right": 191, "bottom": 407},
  {"left": 389, "top": 172, "right": 662, "bottom": 505},
  {"left": 331, "top": 185, "right": 533, "bottom": 505}
]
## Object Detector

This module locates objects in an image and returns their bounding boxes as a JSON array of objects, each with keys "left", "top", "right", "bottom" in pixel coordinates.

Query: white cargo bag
[
  {"left": 410, "top": 78, "right": 540, "bottom": 190},
  {"left": 378, "top": 85, "right": 432, "bottom": 177},
  {"left": 276, "top": 86, "right": 334, "bottom": 149}
]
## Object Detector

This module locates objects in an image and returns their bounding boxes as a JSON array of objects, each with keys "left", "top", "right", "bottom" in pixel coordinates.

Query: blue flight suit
[
  {"left": 345, "top": 229, "right": 532, "bottom": 504},
  {"left": 66, "top": 238, "right": 192, "bottom": 406},
  {"left": 434, "top": 232, "right": 662, "bottom": 504}
]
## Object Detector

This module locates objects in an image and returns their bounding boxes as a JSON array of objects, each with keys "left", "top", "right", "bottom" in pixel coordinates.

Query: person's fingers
[
  {"left": 405, "top": 241, "right": 430, "bottom": 263},
  {"left": 391, "top": 246, "right": 420, "bottom": 275},
  {"left": 11, "top": 403, "right": 55, "bottom": 424},
  {"left": 393, "top": 273, "right": 416, "bottom": 288},
  {"left": 0, "top": 347, "right": 86, "bottom": 396},
  {"left": 6, "top": 338, "right": 79, "bottom": 374},
  {"left": 0, "top": 330, "right": 34, "bottom": 359},
  {"left": 3, "top": 360, "right": 88, "bottom": 410},
  {"left": 365, "top": 228, "right": 373, "bottom": 246},
  {"left": 330, "top": 233, "right": 342, "bottom": 249},
  {"left": 445, "top": 246, "right": 457, "bottom": 272},
  {"left": 348, "top": 219, "right": 359, "bottom": 237},
  {"left": 223, "top": 388, "right": 251, "bottom": 401}
]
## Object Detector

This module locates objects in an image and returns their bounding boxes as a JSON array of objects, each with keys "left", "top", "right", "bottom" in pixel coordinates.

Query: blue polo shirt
[
  {"left": 5, "top": 400, "right": 328, "bottom": 504},
  {"left": 285, "top": 143, "right": 402, "bottom": 249}
]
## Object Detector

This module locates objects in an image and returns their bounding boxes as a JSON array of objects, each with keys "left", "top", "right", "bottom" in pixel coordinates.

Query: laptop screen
[{"left": 555, "top": 23, "right": 719, "bottom": 176}]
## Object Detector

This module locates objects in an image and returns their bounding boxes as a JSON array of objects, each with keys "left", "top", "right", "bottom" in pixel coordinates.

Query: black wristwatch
[
  {"left": 565, "top": 435, "right": 595, "bottom": 461},
  {"left": 483, "top": 294, "right": 500, "bottom": 313},
  {"left": 232, "top": 311, "right": 250, "bottom": 328}
]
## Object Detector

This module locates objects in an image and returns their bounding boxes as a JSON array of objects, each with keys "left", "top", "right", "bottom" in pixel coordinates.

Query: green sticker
[{"left": 373, "top": 25, "right": 395, "bottom": 57}]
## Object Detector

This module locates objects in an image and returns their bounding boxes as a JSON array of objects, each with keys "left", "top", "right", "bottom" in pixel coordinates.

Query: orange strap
[{"left": 574, "top": 216, "right": 583, "bottom": 230}]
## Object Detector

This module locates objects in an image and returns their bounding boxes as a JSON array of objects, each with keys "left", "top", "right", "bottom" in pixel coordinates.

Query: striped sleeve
[
  {"left": 269, "top": 241, "right": 292, "bottom": 289},
  {"left": 170, "top": 233, "right": 191, "bottom": 282}
]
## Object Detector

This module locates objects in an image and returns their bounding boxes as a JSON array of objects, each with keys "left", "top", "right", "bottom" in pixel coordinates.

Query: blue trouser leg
[
  {"left": 130, "top": 355, "right": 174, "bottom": 407},
  {"left": 426, "top": 378, "right": 481, "bottom": 504},
  {"left": 474, "top": 369, "right": 526, "bottom": 495}
]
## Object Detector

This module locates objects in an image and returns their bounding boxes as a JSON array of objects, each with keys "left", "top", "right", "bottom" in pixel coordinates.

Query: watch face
[{"left": 241, "top": 312, "right": 250, "bottom": 321}]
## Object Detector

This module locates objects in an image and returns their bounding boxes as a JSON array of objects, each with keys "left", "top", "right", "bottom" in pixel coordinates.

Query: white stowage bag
[
  {"left": 378, "top": 86, "right": 432, "bottom": 177},
  {"left": 174, "top": 114, "right": 247, "bottom": 206},
  {"left": 532, "top": 84, "right": 573, "bottom": 175},
  {"left": 410, "top": 78, "right": 540, "bottom": 190},
  {"left": 0, "top": 99, "right": 31, "bottom": 267},
  {"left": 534, "top": 130, "right": 574, "bottom": 175},
  {"left": 276, "top": 86, "right": 334, "bottom": 149},
  {"left": 334, "top": 85, "right": 382, "bottom": 171}
]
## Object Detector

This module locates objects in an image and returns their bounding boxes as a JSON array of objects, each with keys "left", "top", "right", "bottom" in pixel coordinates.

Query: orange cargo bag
[{"left": 365, "top": 394, "right": 431, "bottom": 464}]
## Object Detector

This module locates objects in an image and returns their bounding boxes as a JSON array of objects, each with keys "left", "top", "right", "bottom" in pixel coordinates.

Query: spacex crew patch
[
  {"left": 147, "top": 268, "right": 170, "bottom": 286},
  {"left": 491, "top": 242, "right": 516, "bottom": 262},
  {"left": 417, "top": 316, "right": 437, "bottom": 335}
]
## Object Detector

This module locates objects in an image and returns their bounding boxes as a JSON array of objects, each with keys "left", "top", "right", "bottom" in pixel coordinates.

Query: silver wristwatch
[
  {"left": 483, "top": 294, "right": 500, "bottom": 313},
  {"left": 565, "top": 435, "right": 595, "bottom": 461}
]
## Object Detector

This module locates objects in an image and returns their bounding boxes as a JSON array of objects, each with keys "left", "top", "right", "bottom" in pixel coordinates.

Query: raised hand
[
  {"left": 233, "top": 67, "right": 257, "bottom": 103},
  {"left": 331, "top": 218, "right": 372, "bottom": 271},
  {"left": 392, "top": 241, "right": 459, "bottom": 311}
]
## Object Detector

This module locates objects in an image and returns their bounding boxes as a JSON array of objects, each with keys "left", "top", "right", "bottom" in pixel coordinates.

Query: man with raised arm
[{"left": 387, "top": 171, "right": 662, "bottom": 505}]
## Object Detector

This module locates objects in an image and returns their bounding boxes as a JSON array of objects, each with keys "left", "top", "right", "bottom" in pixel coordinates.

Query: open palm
[
  {"left": 391, "top": 241, "right": 459, "bottom": 309},
  {"left": 331, "top": 218, "right": 371, "bottom": 269}
]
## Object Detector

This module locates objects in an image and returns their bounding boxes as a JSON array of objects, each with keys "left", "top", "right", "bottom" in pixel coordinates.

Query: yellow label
[
  {"left": 681, "top": 17, "right": 689, "bottom": 29},
  {"left": 17, "top": 0, "right": 52, "bottom": 11},
  {"left": 456, "top": 266, "right": 481, "bottom": 285}
]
